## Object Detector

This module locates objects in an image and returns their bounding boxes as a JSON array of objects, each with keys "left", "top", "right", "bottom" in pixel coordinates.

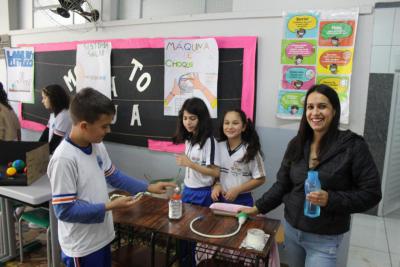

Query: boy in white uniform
[{"left": 48, "top": 88, "right": 175, "bottom": 267}]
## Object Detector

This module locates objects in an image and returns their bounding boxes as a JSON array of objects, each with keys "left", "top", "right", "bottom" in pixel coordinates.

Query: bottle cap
[{"left": 171, "top": 186, "right": 181, "bottom": 200}]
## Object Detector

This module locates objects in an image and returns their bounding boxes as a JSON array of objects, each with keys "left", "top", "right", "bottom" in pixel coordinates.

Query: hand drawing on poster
[
  {"left": 164, "top": 38, "right": 218, "bottom": 118},
  {"left": 4, "top": 47, "right": 35, "bottom": 104},
  {"left": 284, "top": 12, "right": 320, "bottom": 39},
  {"left": 76, "top": 42, "right": 112, "bottom": 99}
]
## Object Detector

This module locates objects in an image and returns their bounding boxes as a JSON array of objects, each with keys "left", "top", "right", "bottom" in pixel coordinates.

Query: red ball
[{"left": 23, "top": 167, "right": 27, "bottom": 174}]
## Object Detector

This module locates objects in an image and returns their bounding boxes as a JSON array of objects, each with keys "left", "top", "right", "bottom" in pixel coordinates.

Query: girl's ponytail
[{"left": 242, "top": 117, "right": 263, "bottom": 163}]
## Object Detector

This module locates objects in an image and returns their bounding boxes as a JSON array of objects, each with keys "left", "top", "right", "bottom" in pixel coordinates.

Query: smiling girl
[{"left": 211, "top": 109, "right": 266, "bottom": 206}]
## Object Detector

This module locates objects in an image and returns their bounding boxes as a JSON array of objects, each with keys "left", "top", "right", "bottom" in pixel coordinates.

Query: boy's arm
[
  {"left": 53, "top": 200, "right": 106, "bottom": 223},
  {"left": 105, "top": 166, "right": 148, "bottom": 195}
]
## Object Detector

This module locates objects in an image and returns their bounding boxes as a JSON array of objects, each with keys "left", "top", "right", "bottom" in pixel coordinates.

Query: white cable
[{"left": 189, "top": 216, "right": 242, "bottom": 239}]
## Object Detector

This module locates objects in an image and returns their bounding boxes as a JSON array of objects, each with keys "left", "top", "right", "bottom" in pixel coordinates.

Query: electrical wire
[{"left": 189, "top": 214, "right": 246, "bottom": 239}]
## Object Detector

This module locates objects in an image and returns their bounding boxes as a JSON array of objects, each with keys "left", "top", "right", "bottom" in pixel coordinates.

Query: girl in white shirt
[
  {"left": 212, "top": 109, "right": 266, "bottom": 206},
  {"left": 173, "top": 97, "right": 220, "bottom": 207},
  {"left": 39, "top": 84, "right": 72, "bottom": 154}
]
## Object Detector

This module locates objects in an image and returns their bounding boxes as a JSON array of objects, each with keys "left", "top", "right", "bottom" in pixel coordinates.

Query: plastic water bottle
[
  {"left": 168, "top": 186, "right": 182, "bottom": 219},
  {"left": 304, "top": 171, "right": 321, "bottom": 218}
]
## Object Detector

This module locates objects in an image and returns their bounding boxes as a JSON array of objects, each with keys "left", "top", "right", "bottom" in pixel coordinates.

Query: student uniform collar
[
  {"left": 226, "top": 141, "right": 243, "bottom": 156},
  {"left": 65, "top": 136, "right": 92, "bottom": 155}
]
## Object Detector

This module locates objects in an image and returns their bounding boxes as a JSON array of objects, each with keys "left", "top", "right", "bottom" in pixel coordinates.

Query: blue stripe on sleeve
[
  {"left": 53, "top": 200, "right": 106, "bottom": 224},
  {"left": 106, "top": 168, "right": 148, "bottom": 195}
]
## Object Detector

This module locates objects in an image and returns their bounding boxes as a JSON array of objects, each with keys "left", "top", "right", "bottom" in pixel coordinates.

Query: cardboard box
[{"left": 0, "top": 141, "right": 49, "bottom": 186}]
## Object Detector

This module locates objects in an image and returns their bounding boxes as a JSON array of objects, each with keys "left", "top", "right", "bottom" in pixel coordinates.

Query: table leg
[
  {"left": 0, "top": 198, "right": 16, "bottom": 262},
  {"left": 150, "top": 232, "right": 156, "bottom": 267},
  {"left": 49, "top": 202, "right": 60, "bottom": 267}
]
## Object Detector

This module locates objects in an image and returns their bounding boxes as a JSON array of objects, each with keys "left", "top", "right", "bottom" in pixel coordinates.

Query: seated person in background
[
  {"left": 48, "top": 88, "right": 175, "bottom": 267},
  {"left": 39, "top": 84, "right": 72, "bottom": 154},
  {"left": 0, "top": 82, "right": 21, "bottom": 141}
]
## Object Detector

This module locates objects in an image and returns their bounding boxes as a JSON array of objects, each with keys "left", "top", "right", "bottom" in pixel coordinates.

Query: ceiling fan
[{"left": 50, "top": 0, "right": 100, "bottom": 22}]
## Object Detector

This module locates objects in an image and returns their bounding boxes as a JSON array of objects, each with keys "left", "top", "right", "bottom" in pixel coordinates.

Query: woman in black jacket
[{"left": 241, "top": 84, "right": 381, "bottom": 267}]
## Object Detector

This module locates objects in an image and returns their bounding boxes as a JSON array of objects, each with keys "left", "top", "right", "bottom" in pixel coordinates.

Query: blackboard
[{"left": 21, "top": 37, "right": 256, "bottom": 148}]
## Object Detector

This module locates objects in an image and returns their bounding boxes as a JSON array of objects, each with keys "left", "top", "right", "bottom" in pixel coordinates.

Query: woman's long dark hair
[
  {"left": 0, "top": 82, "right": 12, "bottom": 110},
  {"left": 42, "top": 84, "right": 70, "bottom": 116},
  {"left": 219, "top": 109, "right": 263, "bottom": 163},
  {"left": 172, "top": 97, "right": 212, "bottom": 148},
  {"left": 288, "top": 84, "right": 341, "bottom": 162}
]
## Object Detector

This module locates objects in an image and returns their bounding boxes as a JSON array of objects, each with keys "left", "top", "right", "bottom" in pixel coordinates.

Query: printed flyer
[
  {"left": 4, "top": 47, "right": 35, "bottom": 103},
  {"left": 277, "top": 90, "right": 307, "bottom": 119},
  {"left": 278, "top": 8, "right": 358, "bottom": 124},
  {"left": 164, "top": 38, "right": 219, "bottom": 118}
]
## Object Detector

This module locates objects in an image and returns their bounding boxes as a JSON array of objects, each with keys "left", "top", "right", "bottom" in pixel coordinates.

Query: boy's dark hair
[
  {"left": 288, "top": 84, "right": 341, "bottom": 162},
  {"left": 42, "top": 84, "right": 70, "bottom": 116},
  {"left": 70, "top": 88, "right": 116, "bottom": 124},
  {"left": 0, "top": 82, "right": 12, "bottom": 110},
  {"left": 218, "top": 109, "right": 263, "bottom": 163},
  {"left": 172, "top": 97, "right": 212, "bottom": 148}
]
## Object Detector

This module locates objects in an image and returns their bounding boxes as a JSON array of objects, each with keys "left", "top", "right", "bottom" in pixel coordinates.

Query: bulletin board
[{"left": 19, "top": 36, "right": 257, "bottom": 148}]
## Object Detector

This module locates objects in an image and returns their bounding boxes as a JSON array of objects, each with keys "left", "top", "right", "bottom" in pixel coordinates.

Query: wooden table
[{"left": 113, "top": 195, "right": 280, "bottom": 266}]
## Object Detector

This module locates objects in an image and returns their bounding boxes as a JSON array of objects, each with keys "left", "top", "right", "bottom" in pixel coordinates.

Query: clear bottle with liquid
[
  {"left": 168, "top": 186, "right": 182, "bottom": 220},
  {"left": 304, "top": 170, "right": 321, "bottom": 218}
]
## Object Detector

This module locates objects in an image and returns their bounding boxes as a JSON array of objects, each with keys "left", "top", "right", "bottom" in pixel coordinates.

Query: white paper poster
[
  {"left": 164, "top": 38, "right": 219, "bottom": 118},
  {"left": 4, "top": 47, "right": 35, "bottom": 104},
  {"left": 76, "top": 42, "right": 112, "bottom": 99}
]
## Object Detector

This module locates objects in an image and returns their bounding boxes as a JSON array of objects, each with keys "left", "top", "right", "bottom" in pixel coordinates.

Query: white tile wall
[
  {"left": 390, "top": 46, "right": 400, "bottom": 72},
  {"left": 372, "top": 8, "right": 395, "bottom": 46},
  {"left": 392, "top": 8, "right": 400, "bottom": 46},
  {"left": 371, "top": 45, "right": 391, "bottom": 73}
]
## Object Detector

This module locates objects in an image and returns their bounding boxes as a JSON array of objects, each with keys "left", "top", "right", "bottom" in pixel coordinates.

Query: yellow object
[
  {"left": 210, "top": 99, "right": 218, "bottom": 109},
  {"left": 275, "top": 224, "right": 285, "bottom": 244},
  {"left": 6, "top": 167, "right": 17, "bottom": 176}
]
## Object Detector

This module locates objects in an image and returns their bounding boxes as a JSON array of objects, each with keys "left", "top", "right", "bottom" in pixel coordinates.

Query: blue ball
[{"left": 12, "top": 159, "right": 26, "bottom": 172}]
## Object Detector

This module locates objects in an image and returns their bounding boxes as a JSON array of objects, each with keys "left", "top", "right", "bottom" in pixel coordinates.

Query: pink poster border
[{"left": 20, "top": 36, "right": 257, "bottom": 153}]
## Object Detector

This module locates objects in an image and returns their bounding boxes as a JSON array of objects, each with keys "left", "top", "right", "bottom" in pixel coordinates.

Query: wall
[{"left": 370, "top": 3, "right": 400, "bottom": 73}]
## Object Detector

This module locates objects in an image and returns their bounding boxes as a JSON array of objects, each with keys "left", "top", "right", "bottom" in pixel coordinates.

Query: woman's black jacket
[{"left": 255, "top": 130, "right": 382, "bottom": 235}]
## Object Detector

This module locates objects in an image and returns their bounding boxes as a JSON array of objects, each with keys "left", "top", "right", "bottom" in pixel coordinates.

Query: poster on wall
[
  {"left": 277, "top": 8, "right": 358, "bottom": 124},
  {"left": 18, "top": 36, "right": 257, "bottom": 149},
  {"left": 76, "top": 42, "right": 112, "bottom": 99},
  {"left": 164, "top": 38, "right": 219, "bottom": 118},
  {"left": 4, "top": 47, "right": 35, "bottom": 103}
]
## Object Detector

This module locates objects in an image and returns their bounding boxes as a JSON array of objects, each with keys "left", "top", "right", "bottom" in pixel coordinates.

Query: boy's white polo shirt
[
  {"left": 218, "top": 141, "right": 265, "bottom": 192},
  {"left": 48, "top": 140, "right": 114, "bottom": 257}
]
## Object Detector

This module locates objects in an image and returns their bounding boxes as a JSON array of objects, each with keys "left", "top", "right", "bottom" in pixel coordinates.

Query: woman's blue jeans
[{"left": 284, "top": 221, "right": 344, "bottom": 267}]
